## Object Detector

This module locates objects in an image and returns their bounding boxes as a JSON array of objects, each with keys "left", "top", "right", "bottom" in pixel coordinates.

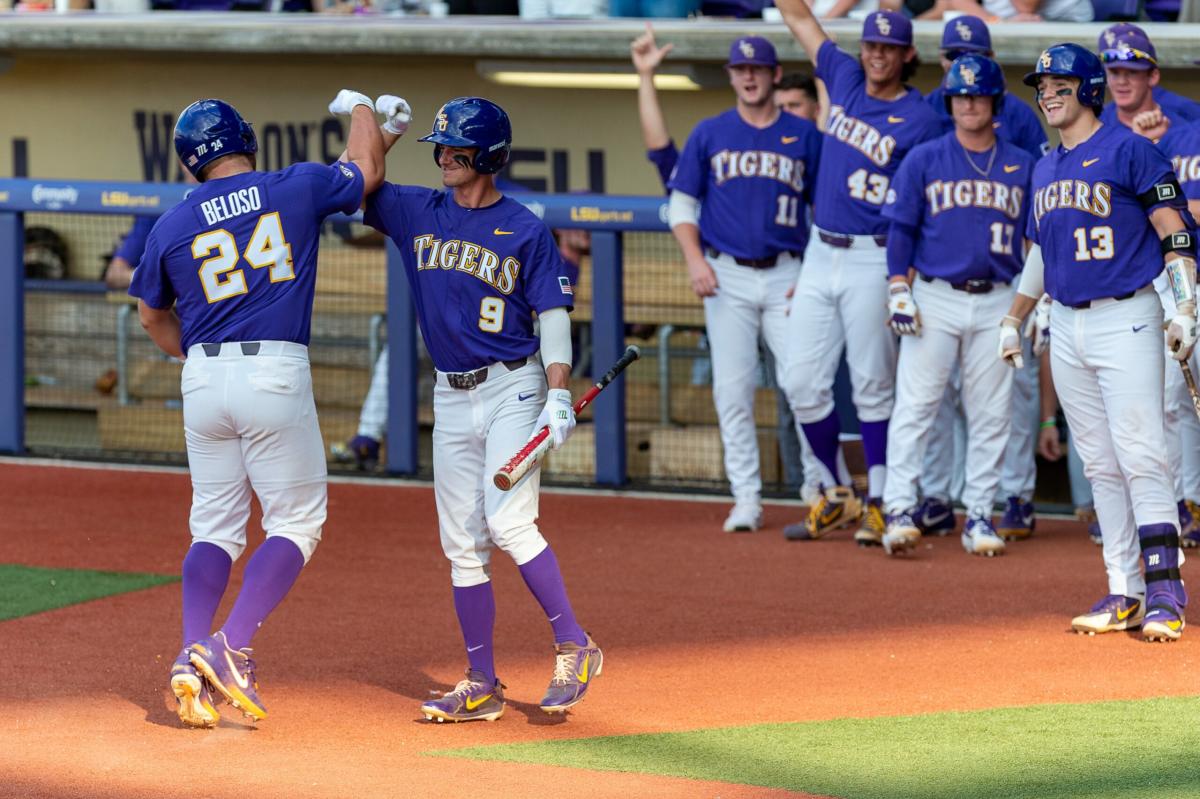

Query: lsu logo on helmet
[
  {"left": 955, "top": 21, "right": 972, "bottom": 41},
  {"left": 435, "top": 110, "right": 449, "bottom": 132},
  {"left": 1040, "top": 50, "right": 1053, "bottom": 69},
  {"left": 961, "top": 66, "right": 976, "bottom": 86},
  {"left": 875, "top": 13, "right": 891, "bottom": 35},
  {"left": 1104, "top": 30, "right": 1116, "bottom": 47},
  {"left": 739, "top": 40, "right": 755, "bottom": 59}
]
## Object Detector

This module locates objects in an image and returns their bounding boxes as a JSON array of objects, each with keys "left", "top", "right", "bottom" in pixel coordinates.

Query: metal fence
[{"left": 1, "top": 178, "right": 847, "bottom": 497}]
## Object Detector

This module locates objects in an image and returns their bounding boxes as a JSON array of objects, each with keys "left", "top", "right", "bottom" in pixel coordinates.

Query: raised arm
[
  {"left": 631, "top": 22, "right": 674, "bottom": 151},
  {"left": 328, "top": 89, "right": 386, "bottom": 194},
  {"left": 774, "top": 0, "right": 830, "bottom": 67}
]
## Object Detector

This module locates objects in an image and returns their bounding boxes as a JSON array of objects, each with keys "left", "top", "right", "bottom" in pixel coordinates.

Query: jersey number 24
[{"left": 193, "top": 212, "right": 295, "bottom": 303}]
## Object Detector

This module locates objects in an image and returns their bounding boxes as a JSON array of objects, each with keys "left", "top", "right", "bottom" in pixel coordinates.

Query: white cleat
[
  {"left": 723, "top": 502, "right": 763, "bottom": 533},
  {"left": 882, "top": 511, "right": 921, "bottom": 556},
  {"left": 961, "top": 516, "right": 1006, "bottom": 557}
]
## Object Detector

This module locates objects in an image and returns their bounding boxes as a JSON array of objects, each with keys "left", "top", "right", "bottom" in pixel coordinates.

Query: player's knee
[
  {"left": 450, "top": 562, "right": 492, "bottom": 588},
  {"left": 266, "top": 528, "right": 322, "bottom": 564},
  {"left": 191, "top": 536, "right": 245, "bottom": 563},
  {"left": 491, "top": 522, "right": 547, "bottom": 566}
]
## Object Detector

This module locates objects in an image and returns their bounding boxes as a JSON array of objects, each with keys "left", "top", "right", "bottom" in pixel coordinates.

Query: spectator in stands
[{"left": 979, "top": 0, "right": 1092, "bottom": 21}]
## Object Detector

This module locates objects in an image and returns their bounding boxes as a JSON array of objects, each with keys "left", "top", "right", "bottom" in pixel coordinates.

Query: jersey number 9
[
  {"left": 193, "top": 212, "right": 295, "bottom": 304},
  {"left": 479, "top": 297, "right": 505, "bottom": 333}
]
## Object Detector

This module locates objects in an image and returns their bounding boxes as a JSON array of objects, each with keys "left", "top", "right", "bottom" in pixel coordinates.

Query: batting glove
[
  {"left": 534, "top": 388, "right": 576, "bottom": 450},
  {"left": 998, "top": 315, "right": 1024, "bottom": 369},
  {"left": 1028, "top": 293, "right": 1051, "bottom": 356},
  {"left": 887, "top": 283, "right": 920, "bottom": 336},
  {"left": 328, "top": 89, "right": 374, "bottom": 116},
  {"left": 1167, "top": 310, "right": 1198, "bottom": 362},
  {"left": 376, "top": 95, "right": 412, "bottom": 136}
]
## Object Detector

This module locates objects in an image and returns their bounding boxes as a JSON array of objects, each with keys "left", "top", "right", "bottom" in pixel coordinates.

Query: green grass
[
  {"left": 0, "top": 564, "right": 178, "bottom": 621},
  {"left": 433, "top": 697, "right": 1200, "bottom": 798}
]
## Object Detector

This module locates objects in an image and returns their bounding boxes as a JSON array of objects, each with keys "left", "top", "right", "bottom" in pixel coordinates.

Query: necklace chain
[{"left": 960, "top": 141, "right": 997, "bottom": 178}]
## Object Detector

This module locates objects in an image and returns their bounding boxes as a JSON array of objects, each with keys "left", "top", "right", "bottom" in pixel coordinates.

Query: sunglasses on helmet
[{"left": 1100, "top": 47, "right": 1157, "bottom": 67}]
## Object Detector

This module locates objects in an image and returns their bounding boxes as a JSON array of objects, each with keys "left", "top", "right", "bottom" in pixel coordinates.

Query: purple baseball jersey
[
  {"left": 1101, "top": 87, "right": 1200, "bottom": 127},
  {"left": 1028, "top": 123, "right": 1180, "bottom": 307},
  {"left": 1157, "top": 121, "right": 1200, "bottom": 203},
  {"left": 670, "top": 109, "right": 821, "bottom": 260},
  {"left": 884, "top": 132, "right": 1034, "bottom": 283},
  {"left": 925, "top": 89, "right": 1049, "bottom": 160},
  {"left": 130, "top": 161, "right": 363, "bottom": 352},
  {"left": 813, "top": 40, "right": 942, "bottom": 236},
  {"left": 364, "top": 186, "right": 573, "bottom": 373}
]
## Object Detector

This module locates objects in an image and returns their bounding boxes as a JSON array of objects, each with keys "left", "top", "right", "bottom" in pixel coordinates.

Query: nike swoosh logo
[
  {"left": 781, "top": 135, "right": 799, "bottom": 144},
  {"left": 223, "top": 650, "right": 250, "bottom": 690},
  {"left": 548, "top": 613, "right": 562, "bottom": 622},
  {"left": 1116, "top": 604, "right": 1138, "bottom": 621},
  {"left": 1082, "top": 158, "right": 1100, "bottom": 167},
  {"left": 465, "top": 693, "right": 493, "bottom": 711},
  {"left": 1133, "top": 325, "right": 1148, "bottom": 333},
  {"left": 923, "top": 510, "right": 951, "bottom": 525},
  {"left": 518, "top": 392, "right": 536, "bottom": 401},
  {"left": 1165, "top": 619, "right": 1183, "bottom": 631},
  {"left": 466, "top": 644, "right": 485, "bottom": 652},
  {"left": 887, "top": 116, "right": 904, "bottom": 123},
  {"left": 578, "top": 654, "right": 590, "bottom": 684},
  {"left": 1003, "top": 165, "right": 1020, "bottom": 173},
  {"left": 494, "top": 228, "right": 515, "bottom": 235}
]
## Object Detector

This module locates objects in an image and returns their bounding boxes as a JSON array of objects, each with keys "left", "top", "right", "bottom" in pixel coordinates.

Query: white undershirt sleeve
[
  {"left": 1017, "top": 244, "right": 1045, "bottom": 300},
  {"left": 667, "top": 190, "right": 699, "bottom": 229},
  {"left": 538, "top": 306, "right": 572, "bottom": 370}
]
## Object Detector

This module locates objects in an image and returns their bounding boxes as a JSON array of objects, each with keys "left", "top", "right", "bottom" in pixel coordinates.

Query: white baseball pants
[
  {"left": 1050, "top": 288, "right": 1177, "bottom": 597},
  {"left": 884, "top": 279, "right": 1015, "bottom": 516},
  {"left": 703, "top": 251, "right": 803, "bottom": 506},
  {"left": 182, "top": 341, "right": 327, "bottom": 564},
  {"left": 432, "top": 359, "right": 549, "bottom": 587},
  {"left": 357, "top": 344, "right": 389, "bottom": 441}
]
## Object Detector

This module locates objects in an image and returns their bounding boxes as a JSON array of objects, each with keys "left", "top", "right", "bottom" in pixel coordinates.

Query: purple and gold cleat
[
  {"left": 915, "top": 496, "right": 955, "bottom": 537},
  {"left": 170, "top": 648, "right": 220, "bottom": 729},
  {"left": 540, "top": 633, "right": 603, "bottom": 714},
  {"left": 421, "top": 669, "right": 505, "bottom": 723},
  {"left": 1071, "top": 594, "right": 1143, "bottom": 635},
  {"left": 998, "top": 496, "right": 1035, "bottom": 541},
  {"left": 189, "top": 631, "right": 267, "bottom": 721},
  {"left": 1143, "top": 597, "right": 1186, "bottom": 643},
  {"left": 331, "top": 435, "right": 380, "bottom": 471}
]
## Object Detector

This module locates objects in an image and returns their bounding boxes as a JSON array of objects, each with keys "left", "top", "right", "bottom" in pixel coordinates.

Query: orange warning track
[{"left": 0, "top": 462, "right": 1195, "bottom": 799}]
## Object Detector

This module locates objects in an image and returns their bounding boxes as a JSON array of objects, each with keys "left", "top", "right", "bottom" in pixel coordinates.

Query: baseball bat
[
  {"left": 1180, "top": 360, "right": 1200, "bottom": 424},
  {"left": 493, "top": 345, "right": 641, "bottom": 491}
]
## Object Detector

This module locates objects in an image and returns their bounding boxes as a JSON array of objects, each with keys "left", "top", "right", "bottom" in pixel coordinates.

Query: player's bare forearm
[
  {"left": 671, "top": 222, "right": 705, "bottom": 264},
  {"left": 1150, "top": 205, "right": 1189, "bottom": 240},
  {"left": 637, "top": 74, "right": 672, "bottom": 151},
  {"left": 774, "top": 0, "right": 828, "bottom": 63},
  {"left": 137, "top": 301, "right": 184, "bottom": 360},
  {"left": 545, "top": 362, "right": 570, "bottom": 391},
  {"left": 347, "top": 105, "right": 386, "bottom": 195},
  {"left": 1038, "top": 348, "right": 1058, "bottom": 420}
]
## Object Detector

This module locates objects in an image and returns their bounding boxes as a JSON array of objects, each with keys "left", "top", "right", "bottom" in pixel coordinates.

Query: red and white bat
[{"left": 493, "top": 345, "right": 641, "bottom": 491}]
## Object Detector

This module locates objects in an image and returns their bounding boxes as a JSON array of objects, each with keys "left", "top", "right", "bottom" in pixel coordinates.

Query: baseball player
[
  {"left": 668, "top": 35, "right": 823, "bottom": 533},
  {"left": 1100, "top": 32, "right": 1200, "bottom": 549},
  {"left": 1097, "top": 24, "right": 1200, "bottom": 128},
  {"left": 916, "top": 16, "right": 1048, "bottom": 543},
  {"left": 881, "top": 54, "right": 1034, "bottom": 557},
  {"left": 999, "top": 44, "right": 1196, "bottom": 642},
  {"left": 130, "top": 93, "right": 384, "bottom": 727},
  {"left": 773, "top": 1, "right": 943, "bottom": 544},
  {"left": 362, "top": 96, "right": 600, "bottom": 722}
]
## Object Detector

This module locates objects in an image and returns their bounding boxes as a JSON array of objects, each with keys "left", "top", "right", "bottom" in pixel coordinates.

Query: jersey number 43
[
  {"left": 192, "top": 212, "right": 295, "bottom": 303},
  {"left": 847, "top": 169, "right": 889, "bottom": 205}
]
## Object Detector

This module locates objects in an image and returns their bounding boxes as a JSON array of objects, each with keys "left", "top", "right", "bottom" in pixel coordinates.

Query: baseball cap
[
  {"left": 1098, "top": 25, "right": 1157, "bottom": 71},
  {"left": 726, "top": 36, "right": 778, "bottom": 68},
  {"left": 941, "top": 16, "right": 991, "bottom": 55},
  {"left": 862, "top": 10, "right": 912, "bottom": 48}
]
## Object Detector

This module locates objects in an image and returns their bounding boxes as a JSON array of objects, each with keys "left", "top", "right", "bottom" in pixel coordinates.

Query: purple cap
[
  {"left": 862, "top": 11, "right": 912, "bottom": 47},
  {"left": 1098, "top": 24, "right": 1157, "bottom": 71},
  {"left": 940, "top": 16, "right": 991, "bottom": 53},
  {"left": 726, "top": 36, "right": 778, "bottom": 68}
]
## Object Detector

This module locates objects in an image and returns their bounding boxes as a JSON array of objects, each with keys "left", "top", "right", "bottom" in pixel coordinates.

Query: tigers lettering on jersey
[
  {"left": 199, "top": 186, "right": 263, "bottom": 226},
  {"left": 413, "top": 235, "right": 520, "bottom": 295},
  {"left": 825, "top": 105, "right": 897, "bottom": 167},
  {"left": 925, "top": 179, "right": 1024, "bottom": 219},
  {"left": 1174, "top": 155, "right": 1200, "bottom": 185},
  {"left": 710, "top": 150, "right": 808, "bottom": 191},
  {"left": 1032, "top": 180, "right": 1113, "bottom": 224}
]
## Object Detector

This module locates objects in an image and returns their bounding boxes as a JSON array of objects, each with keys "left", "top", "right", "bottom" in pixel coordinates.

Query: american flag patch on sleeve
[{"left": 559, "top": 276, "right": 574, "bottom": 296}]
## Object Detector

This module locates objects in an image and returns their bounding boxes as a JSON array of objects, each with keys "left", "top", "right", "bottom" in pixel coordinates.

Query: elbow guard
[
  {"left": 667, "top": 190, "right": 700, "bottom": 229},
  {"left": 1017, "top": 244, "right": 1045, "bottom": 300},
  {"left": 538, "top": 306, "right": 573, "bottom": 370}
]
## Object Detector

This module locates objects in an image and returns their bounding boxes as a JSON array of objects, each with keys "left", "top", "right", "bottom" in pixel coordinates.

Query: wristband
[{"left": 1040, "top": 417, "right": 1057, "bottom": 430}]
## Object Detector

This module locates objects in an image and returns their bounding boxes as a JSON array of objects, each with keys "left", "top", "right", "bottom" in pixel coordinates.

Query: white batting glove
[
  {"left": 998, "top": 316, "right": 1024, "bottom": 369},
  {"left": 328, "top": 89, "right": 374, "bottom": 116},
  {"left": 887, "top": 283, "right": 920, "bottom": 336},
  {"left": 376, "top": 95, "right": 412, "bottom": 136},
  {"left": 1027, "top": 293, "right": 1052, "bottom": 356},
  {"left": 1167, "top": 309, "right": 1198, "bottom": 362},
  {"left": 534, "top": 388, "right": 576, "bottom": 450}
]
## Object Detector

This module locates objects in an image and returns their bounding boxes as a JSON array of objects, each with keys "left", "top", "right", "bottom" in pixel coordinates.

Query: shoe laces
[
  {"left": 1090, "top": 594, "right": 1126, "bottom": 613},
  {"left": 551, "top": 648, "right": 579, "bottom": 685}
]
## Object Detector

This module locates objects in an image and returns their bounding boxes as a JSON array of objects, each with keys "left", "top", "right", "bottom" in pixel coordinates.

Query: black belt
[
  {"left": 705, "top": 247, "right": 795, "bottom": 269},
  {"left": 919, "top": 275, "right": 1000, "bottom": 295},
  {"left": 818, "top": 231, "right": 888, "bottom": 249},
  {"left": 443, "top": 357, "right": 531, "bottom": 390},
  {"left": 201, "top": 342, "right": 261, "bottom": 357},
  {"left": 1067, "top": 290, "right": 1136, "bottom": 310}
]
